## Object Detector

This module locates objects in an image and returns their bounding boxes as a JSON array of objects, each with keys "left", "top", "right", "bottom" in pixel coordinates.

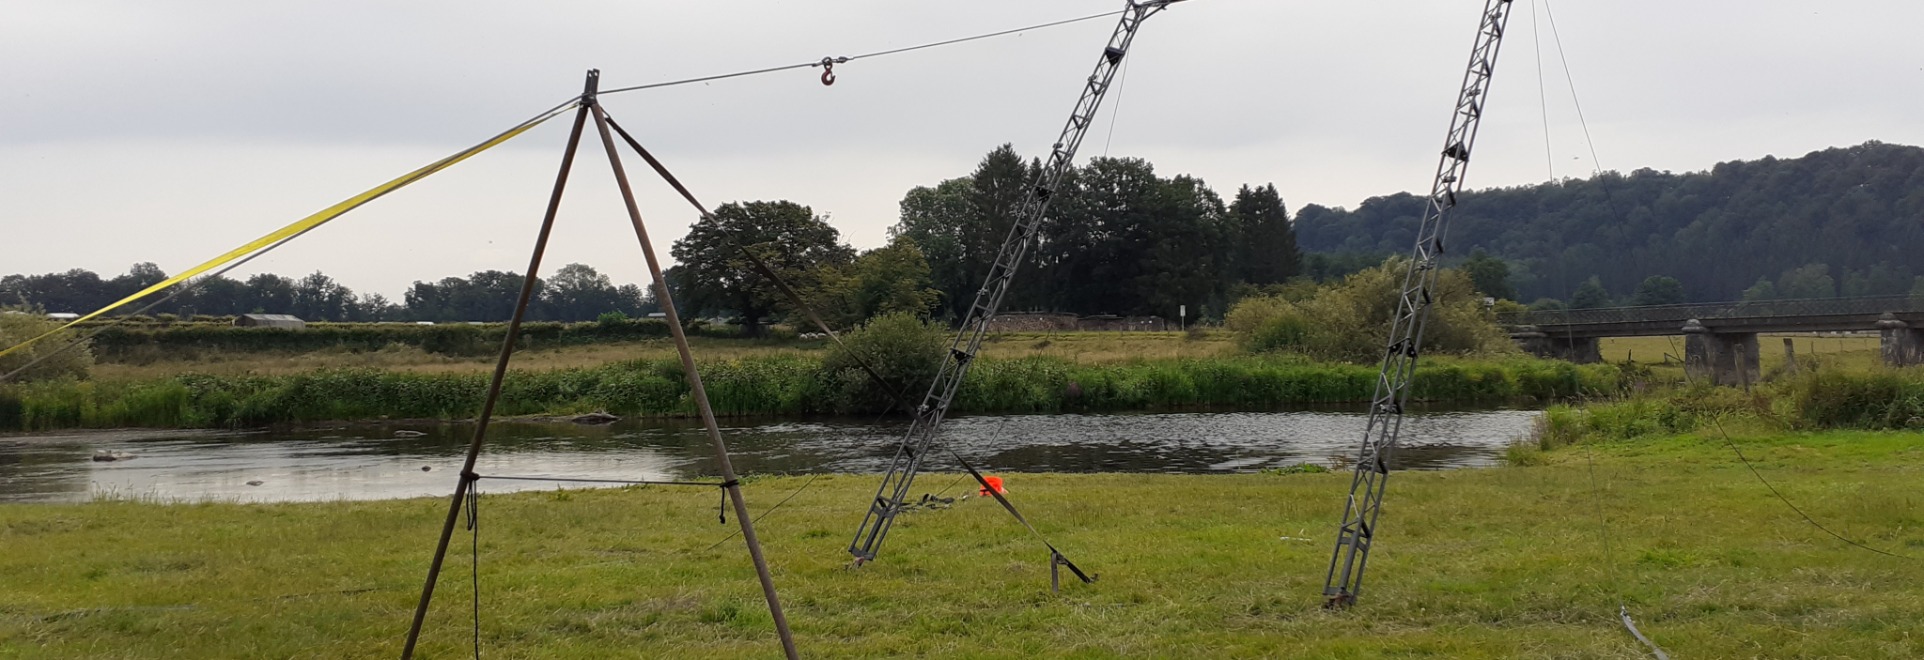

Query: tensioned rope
[
  {"left": 1, "top": 7, "right": 1129, "bottom": 371},
  {"left": 595, "top": 9, "right": 1126, "bottom": 96},
  {"left": 1534, "top": 2, "right": 1666, "bottom": 657},
  {"left": 0, "top": 98, "right": 579, "bottom": 368}
]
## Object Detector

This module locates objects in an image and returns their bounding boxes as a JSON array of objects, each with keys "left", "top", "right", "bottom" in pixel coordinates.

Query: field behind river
[{"left": 1, "top": 427, "right": 1919, "bottom": 657}]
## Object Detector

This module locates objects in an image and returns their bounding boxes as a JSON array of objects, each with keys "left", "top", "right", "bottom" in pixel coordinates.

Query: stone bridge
[{"left": 1501, "top": 295, "right": 1924, "bottom": 386}]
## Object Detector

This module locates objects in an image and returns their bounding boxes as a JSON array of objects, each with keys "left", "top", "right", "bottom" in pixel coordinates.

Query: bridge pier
[
  {"left": 1512, "top": 326, "right": 1600, "bottom": 363},
  {"left": 1878, "top": 313, "right": 1924, "bottom": 367},
  {"left": 1682, "top": 319, "right": 1758, "bottom": 387}
]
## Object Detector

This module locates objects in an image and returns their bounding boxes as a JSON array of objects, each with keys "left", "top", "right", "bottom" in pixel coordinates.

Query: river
[{"left": 0, "top": 409, "right": 1539, "bottom": 504}]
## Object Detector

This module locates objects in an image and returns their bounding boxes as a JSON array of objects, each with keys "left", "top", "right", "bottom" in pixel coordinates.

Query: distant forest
[
  {"left": 9, "top": 141, "right": 1924, "bottom": 325},
  {"left": 0, "top": 264, "right": 656, "bottom": 323},
  {"left": 1295, "top": 141, "right": 1924, "bottom": 304}
]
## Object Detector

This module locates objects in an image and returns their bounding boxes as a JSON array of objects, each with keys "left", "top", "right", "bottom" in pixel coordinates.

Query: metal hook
[{"left": 819, "top": 57, "right": 837, "bottom": 86}]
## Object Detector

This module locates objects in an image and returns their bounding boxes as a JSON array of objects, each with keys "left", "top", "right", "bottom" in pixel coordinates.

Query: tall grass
[
  {"left": 1514, "top": 366, "right": 1924, "bottom": 460},
  {"left": 0, "top": 354, "right": 1624, "bottom": 431}
]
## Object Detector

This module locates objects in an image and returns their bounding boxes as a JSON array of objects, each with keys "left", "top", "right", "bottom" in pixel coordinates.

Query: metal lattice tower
[
  {"left": 1323, "top": 0, "right": 1515, "bottom": 609},
  {"left": 849, "top": 0, "right": 1185, "bottom": 564}
]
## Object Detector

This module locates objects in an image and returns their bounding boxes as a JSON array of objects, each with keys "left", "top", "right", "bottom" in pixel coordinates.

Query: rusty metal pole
[
  {"left": 588, "top": 102, "right": 799, "bottom": 660},
  {"left": 400, "top": 71, "right": 596, "bottom": 659}
]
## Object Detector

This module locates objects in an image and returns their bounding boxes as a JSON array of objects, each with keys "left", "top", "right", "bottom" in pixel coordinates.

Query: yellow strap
[{"left": 0, "top": 109, "right": 565, "bottom": 360}]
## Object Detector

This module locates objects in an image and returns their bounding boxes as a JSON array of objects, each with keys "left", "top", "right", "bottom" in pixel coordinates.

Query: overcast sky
[{"left": 5, "top": 0, "right": 1921, "bottom": 301}]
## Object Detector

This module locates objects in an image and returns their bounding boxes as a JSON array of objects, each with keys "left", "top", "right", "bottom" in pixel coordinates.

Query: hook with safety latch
[{"left": 818, "top": 56, "right": 849, "bottom": 86}]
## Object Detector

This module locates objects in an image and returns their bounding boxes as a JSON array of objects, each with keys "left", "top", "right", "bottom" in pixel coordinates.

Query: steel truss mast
[
  {"left": 849, "top": 0, "right": 1185, "bottom": 564},
  {"left": 1323, "top": 0, "right": 1515, "bottom": 608}
]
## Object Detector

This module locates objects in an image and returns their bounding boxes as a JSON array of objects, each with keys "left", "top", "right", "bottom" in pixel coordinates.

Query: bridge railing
[{"left": 1499, "top": 295, "right": 1924, "bottom": 327}]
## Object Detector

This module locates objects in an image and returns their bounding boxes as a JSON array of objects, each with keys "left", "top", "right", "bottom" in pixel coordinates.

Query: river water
[{"left": 0, "top": 410, "right": 1539, "bottom": 504}]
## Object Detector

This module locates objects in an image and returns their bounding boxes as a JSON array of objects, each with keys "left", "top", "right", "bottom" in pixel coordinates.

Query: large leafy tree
[
  {"left": 1570, "top": 276, "right": 1612, "bottom": 309},
  {"left": 109, "top": 262, "right": 168, "bottom": 300},
  {"left": 670, "top": 200, "right": 854, "bottom": 335},
  {"left": 804, "top": 236, "right": 943, "bottom": 328},
  {"left": 541, "top": 263, "right": 628, "bottom": 321},
  {"left": 291, "top": 271, "right": 355, "bottom": 321},
  {"left": 1041, "top": 157, "right": 1235, "bottom": 317},
  {"left": 892, "top": 145, "right": 1038, "bottom": 319},
  {"left": 243, "top": 274, "right": 296, "bottom": 314},
  {"left": 1230, "top": 183, "right": 1301, "bottom": 286},
  {"left": 1460, "top": 249, "right": 1515, "bottom": 301},
  {"left": 1632, "top": 275, "right": 1686, "bottom": 306},
  {"left": 1776, "top": 263, "right": 1836, "bottom": 299}
]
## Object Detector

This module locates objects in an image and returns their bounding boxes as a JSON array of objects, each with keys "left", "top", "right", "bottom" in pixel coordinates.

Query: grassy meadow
[{"left": 2, "top": 427, "right": 1919, "bottom": 657}]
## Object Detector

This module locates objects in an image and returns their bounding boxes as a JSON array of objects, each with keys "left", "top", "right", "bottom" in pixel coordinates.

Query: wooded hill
[{"left": 1292, "top": 141, "right": 1924, "bottom": 304}]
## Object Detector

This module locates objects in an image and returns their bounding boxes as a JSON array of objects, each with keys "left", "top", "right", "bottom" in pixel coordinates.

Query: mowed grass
[{"left": 3, "top": 430, "right": 1921, "bottom": 657}]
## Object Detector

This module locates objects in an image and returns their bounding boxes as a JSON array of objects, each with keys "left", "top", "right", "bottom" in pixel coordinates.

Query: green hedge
[
  {"left": 85, "top": 320, "right": 679, "bottom": 357},
  {"left": 0, "top": 355, "right": 1623, "bottom": 431}
]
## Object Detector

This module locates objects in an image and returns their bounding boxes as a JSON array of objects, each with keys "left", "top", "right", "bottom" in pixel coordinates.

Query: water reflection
[{"left": 0, "top": 409, "right": 1538, "bottom": 504}]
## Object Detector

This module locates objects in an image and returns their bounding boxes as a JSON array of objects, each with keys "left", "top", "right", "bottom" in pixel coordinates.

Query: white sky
[{"left": 5, "top": 0, "right": 1921, "bottom": 300}]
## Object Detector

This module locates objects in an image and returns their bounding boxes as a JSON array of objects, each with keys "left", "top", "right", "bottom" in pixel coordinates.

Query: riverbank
[
  {"left": 0, "top": 354, "right": 1618, "bottom": 431},
  {"left": 2, "top": 429, "right": 1917, "bottom": 657}
]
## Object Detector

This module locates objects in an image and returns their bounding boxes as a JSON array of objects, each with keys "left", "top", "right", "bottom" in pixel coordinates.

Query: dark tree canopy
[
  {"left": 1461, "top": 249, "right": 1515, "bottom": 301},
  {"left": 1230, "top": 184, "right": 1301, "bottom": 286},
  {"left": 1632, "top": 275, "right": 1686, "bottom": 306},
  {"left": 893, "top": 145, "right": 1041, "bottom": 319},
  {"left": 670, "top": 200, "right": 855, "bottom": 334},
  {"left": 1292, "top": 142, "right": 1924, "bottom": 303},
  {"left": 1570, "top": 277, "right": 1612, "bottom": 309},
  {"left": 892, "top": 147, "right": 1277, "bottom": 321}
]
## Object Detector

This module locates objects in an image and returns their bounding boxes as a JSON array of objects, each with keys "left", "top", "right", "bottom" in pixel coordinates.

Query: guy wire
[{"left": 598, "top": 10, "right": 1125, "bottom": 96}]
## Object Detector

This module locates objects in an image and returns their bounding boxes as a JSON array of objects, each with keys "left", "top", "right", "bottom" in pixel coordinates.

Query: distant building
[
  {"left": 45, "top": 312, "right": 80, "bottom": 321},
  {"left": 234, "top": 314, "right": 306, "bottom": 329}
]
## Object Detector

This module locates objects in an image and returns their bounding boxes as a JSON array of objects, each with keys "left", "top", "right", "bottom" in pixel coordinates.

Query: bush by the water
[
  {"left": 0, "top": 311, "right": 94, "bottom": 382},
  {"left": 1517, "top": 367, "right": 1924, "bottom": 459},
  {"left": 0, "top": 354, "right": 1620, "bottom": 431},
  {"left": 1225, "top": 258, "right": 1514, "bottom": 361},
  {"left": 818, "top": 312, "right": 946, "bottom": 413}
]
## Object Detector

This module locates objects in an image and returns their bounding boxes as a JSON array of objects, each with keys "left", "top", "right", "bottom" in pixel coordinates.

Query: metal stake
[
  {"left": 401, "top": 70, "right": 596, "bottom": 658},
  {"left": 589, "top": 102, "right": 799, "bottom": 660}
]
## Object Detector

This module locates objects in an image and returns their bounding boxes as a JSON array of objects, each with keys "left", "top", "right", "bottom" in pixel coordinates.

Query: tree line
[
  {"left": 25, "top": 140, "right": 1918, "bottom": 330},
  {"left": 0, "top": 263, "right": 657, "bottom": 323},
  {"left": 665, "top": 145, "right": 1307, "bottom": 333},
  {"left": 1293, "top": 141, "right": 1924, "bottom": 305}
]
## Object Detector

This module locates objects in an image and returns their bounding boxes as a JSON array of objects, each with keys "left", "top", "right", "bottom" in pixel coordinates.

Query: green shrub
[
  {"left": 1789, "top": 368, "right": 1924, "bottom": 429},
  {"left": 820, "top": 312, "right": 946, "bottom": 413},
  {"left": 419, "top": 324, "right": 487, "bottom": 357},
  {"left": 1224, "top": 259, "right": 1516, "bottom": 362},
  {"left": 0, "top": 311, "right": 95, "bottom": 382}
]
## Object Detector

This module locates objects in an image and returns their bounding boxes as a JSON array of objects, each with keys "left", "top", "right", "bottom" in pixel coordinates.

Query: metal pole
[
  {"left": 589, "top": 102, "right": 799, "bottom": 660},
  {"left": 399, "top": 71, "right": 595, "bottom": 659}
]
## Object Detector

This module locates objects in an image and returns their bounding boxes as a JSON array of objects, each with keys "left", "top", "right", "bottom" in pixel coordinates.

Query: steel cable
[
  {"left": 1536, "top": 3, "right": 1667, "bottom": 656},
  {"left": 597, "top": 9, "right": 1125, "bottom": 96}
]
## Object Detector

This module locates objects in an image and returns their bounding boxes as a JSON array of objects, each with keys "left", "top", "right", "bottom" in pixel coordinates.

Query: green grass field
[{"left": 4, "top": 428, "right": 1920, "bottom": 657}]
